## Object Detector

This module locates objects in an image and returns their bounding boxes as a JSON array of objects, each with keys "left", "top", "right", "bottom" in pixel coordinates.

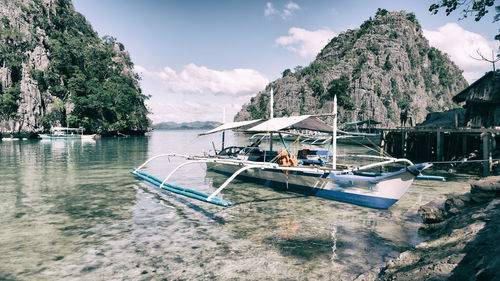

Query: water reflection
[
  {"left": 0, "top": 137, "right": 148, "bottom": 279},
  {"left": 0, "top": 131, "right": 473, "bottom": 280}
]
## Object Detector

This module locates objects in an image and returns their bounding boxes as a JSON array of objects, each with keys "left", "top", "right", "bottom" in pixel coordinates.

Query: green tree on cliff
[
  {"left": 429, "top": 0, "right": 500, "bottom": 41},
  {"left": 32, "top": 0, "right": 149, "bottom": 134}
]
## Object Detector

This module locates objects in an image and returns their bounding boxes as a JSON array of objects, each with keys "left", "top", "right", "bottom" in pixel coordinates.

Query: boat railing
[
  {"left": 339, "top": 158, "right": 414, "bottom": 173},
  {"left": 336, "top": 154, "right": 410, "bottom": 162}
]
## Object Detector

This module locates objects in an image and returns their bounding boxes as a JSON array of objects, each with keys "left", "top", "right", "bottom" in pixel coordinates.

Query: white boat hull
[
  {"left": 39, "top": 134, "right": 96, "bottom": 140},
  {"left": 206, "top": 162, "right": 418, "bottom": 209}
]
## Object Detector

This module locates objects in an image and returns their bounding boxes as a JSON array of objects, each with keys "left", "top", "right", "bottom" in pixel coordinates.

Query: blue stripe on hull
[
  {"left": 268, "top": 180, "right": 397, "bottom": 209},
  {"left": 210, "top": 169, "right": 398, "bottom": 209},
  {"left": 314, "top": 189, "right": 397, "bottom": 209}
]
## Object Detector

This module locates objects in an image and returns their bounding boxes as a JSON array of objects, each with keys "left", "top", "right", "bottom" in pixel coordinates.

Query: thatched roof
[
  {"left": 453, "top": 71, "right": 500, "bottom": 103},
  {"left": 417, "top": 108, "right": 465, "bottom": 127}
]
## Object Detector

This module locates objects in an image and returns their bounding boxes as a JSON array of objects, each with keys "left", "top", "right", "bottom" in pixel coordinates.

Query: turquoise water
[{"left": 0, "top": 130, "right": 474, "bottom": 280}]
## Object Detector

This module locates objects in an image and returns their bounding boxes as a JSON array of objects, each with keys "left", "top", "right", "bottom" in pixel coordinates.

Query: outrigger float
[{"left": 132, "top": 93, "right": 440, "bottom": 209}]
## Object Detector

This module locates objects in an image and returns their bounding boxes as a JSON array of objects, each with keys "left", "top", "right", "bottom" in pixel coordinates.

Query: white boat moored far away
[
  {"left": 131, "top": 93, "right": 442, "bottom": 209},
  {"left": 39, "top": 127, "right": 96, "bottom": 140}
]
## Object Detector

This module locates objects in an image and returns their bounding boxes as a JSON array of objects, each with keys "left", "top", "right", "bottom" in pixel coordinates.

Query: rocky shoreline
[{"left": 376, "top": 177, "right": 500, "bottom": 281}]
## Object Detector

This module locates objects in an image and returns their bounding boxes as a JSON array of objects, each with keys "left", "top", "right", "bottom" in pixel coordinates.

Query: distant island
[{"left": 152, "top": 121, "right": 222, "bottom": 130}]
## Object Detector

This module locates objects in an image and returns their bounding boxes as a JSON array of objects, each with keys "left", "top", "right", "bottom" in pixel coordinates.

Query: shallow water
[{"left": 0, "top": 130, "right": 473, "bottom": 280}]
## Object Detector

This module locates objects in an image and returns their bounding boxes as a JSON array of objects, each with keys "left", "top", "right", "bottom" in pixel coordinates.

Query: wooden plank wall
[{"left": 379, "top": 128, "right": 498, "bottom": 176}]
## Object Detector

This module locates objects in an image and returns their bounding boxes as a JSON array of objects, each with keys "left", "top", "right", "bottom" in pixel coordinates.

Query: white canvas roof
[
  {"left": 198, "top": 119, "right": 262, "bottom": 136},
  {"left": 246, "top": 116, "right": 310, "bottom": 132},
  {"left": 247, "top": 115, "right": 333, "bottom": 133},
  {"left": 200, "top": 115, "right": 333, "bottom": 135}
]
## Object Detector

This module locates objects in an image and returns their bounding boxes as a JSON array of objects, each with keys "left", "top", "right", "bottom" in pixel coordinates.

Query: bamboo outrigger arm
[
  {"left": 134, "top": 153, "right": 192, "bottom": 172},
  {"left": 159, "top": 160, "right": 209, "bottom": 188},
  {"left": 206, "top": 165, "right": 263, "bottom": 201},
  {"left": 340, "top": 158, "right": 415, "bottom": 173}
]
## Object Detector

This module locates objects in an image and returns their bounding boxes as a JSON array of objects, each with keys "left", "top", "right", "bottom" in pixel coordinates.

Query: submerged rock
[
  {"left": 444, "top": 193, "right": 471, "bottom": 215},
  {"left": 470, "top": 176, "right": 500, "bottom": 203},
  {"left": 418, "top": 200, "right": 446, "bottom": 224},
  {"left": 377, "top": 177, "right": 500, "bottom": 281}
]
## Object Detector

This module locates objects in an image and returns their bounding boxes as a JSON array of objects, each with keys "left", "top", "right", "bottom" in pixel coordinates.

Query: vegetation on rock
[
  {"left": 235, "top": 10, "right": 468, "bottom": 126},
  {"left": 430, "top": 0, "right": 500, "bottom": 40},
  {"left": 0, "top": 0, "right": 149, "bottom": 135}
]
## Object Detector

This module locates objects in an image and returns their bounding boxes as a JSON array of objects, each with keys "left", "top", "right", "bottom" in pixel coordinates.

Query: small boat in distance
[{"left": 39, "top": 127, "right": 96, "bottom": 140}]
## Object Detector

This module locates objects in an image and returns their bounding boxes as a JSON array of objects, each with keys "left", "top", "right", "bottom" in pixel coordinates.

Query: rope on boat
[
  {"left": 425, "top": 158, "right": 500, "bottom": 165},
  {"left": 339, "top": 134, "right": 393, "bottom": 158},
  {"left": 334, "top": 134, "right": 500, "bottom": 167}
]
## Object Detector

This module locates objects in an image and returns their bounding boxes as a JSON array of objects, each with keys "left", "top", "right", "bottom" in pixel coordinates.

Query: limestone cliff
[
  {"left": 235, "top": 10, "right": 468, "bottom": 126},
  {"left": 0, "top": 0, "right": 148, "bottom": 136}
]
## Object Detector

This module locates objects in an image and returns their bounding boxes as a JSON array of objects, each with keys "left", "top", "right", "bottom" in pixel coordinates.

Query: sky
[{"left": 71, "top": 0, "right": 500, "bottom": 124}]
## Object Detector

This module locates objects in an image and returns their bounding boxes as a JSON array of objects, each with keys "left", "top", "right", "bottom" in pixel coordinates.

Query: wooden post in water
[
  {"left": 427, "top": 133, "right": 432, "bottom": 162},
  {"left": 379, "top": 131, "right": 386, "bottom": 157},
  {"left": 481, "top": 132, "right": 492, "bottom": 177},
  {"left": 436, "top": 130, "right": 444, "bottom": 162},
  {"left": 462, "top": 134, "right": 467, "bottom": 158},
  {"left": 379, "top": 131, "right": 386, "bottom": 173},
  {"left": 401, "top": 130, "right": 406, "bottom": 158}
]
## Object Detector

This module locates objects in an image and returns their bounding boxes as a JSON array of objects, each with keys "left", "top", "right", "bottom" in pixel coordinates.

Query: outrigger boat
[
  {"left": 131, "top": 94, "right": 439, "bottom": 209},
  {"left": 39, "top": 127, "right": 96, "bottom": 140}
]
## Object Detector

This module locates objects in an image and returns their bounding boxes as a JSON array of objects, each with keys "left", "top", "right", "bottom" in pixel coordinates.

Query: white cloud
[
  {"left": 135, "top": 63, "right": 269, "bottom": 97},
  {"left": 462, "top": 71, "right": 484, "bottom": 83},
  {"left": 264, "top": 1, "right": 300, "bottom": 20},
  {"left": 135, "top": 64, "right": 267, "bottom": 123},
  {"left": 276, "top": 27, "right": 335, "bottom": 58},
  {"left": 423, "top": 23, "right": 500, "bottom": 83},
  {"left": 146, "top": 99, "right": 245, "bottom": 124},
  {"left": 264, "top": 2, "right": 277, "bottom": 17},
  {"left": 282, "top": 1, "right": 300, "bottom": 20}
]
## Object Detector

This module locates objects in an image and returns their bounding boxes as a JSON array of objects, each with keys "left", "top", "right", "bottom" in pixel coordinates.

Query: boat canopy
[
  {"left": 50, "top": 127, "right": 85, "bottom": 133},
  {"left": 246, "top": 115, "right": 332, "bottom": 133},
  {"left": 200, "top": 115, "right": 333, "bottom": 135},
  {"left": 343, "top": 119, "right": 381, "bottom": 126},
  {"left": 198, "top": 119, "right": 263, "bottom": 136}
]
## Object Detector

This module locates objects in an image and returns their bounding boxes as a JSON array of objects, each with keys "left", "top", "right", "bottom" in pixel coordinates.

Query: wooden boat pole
[
  {"left": 221, "top": 131, "right": 225, "bottom": 151},
  {"left": 221, "top": 106, "right": 226, "bottom": 150},
  {"left": 332, "top": 94, "right": 337, "bottom": 170},
  {"left": 269, "top": 88, "right": 274, "bottom": 152},
  {"left": 270, "top": 88, "right": 274, "bottom": 120}
]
